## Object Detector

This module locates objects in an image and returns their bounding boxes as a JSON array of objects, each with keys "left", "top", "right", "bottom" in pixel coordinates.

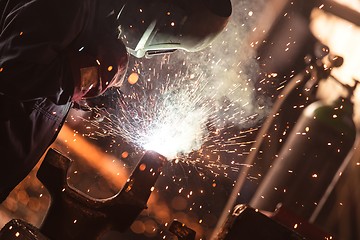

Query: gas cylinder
[
  {"left": 250, "top": 80, "right": 358, "bottom": 220},
  {"left": 245, "top": 50, "right": 343, "bottom": 192},
  {"left": 212, "top": 47, "right": 344, "bottom": 240}
]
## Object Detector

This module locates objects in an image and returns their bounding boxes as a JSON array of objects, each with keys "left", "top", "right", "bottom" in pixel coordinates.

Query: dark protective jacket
[{"left": 0, "top": 0, "right": 126, "bottom": 201}]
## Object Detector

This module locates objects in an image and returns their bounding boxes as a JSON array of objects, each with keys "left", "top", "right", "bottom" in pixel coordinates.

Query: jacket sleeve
[{"left": 0, "top": 0, "right": 94, "bottom": 103}]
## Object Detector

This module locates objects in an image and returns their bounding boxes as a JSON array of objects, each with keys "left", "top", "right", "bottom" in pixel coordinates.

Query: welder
[{"left": 0, "top": 0, "right": 231, "bottom": 203}]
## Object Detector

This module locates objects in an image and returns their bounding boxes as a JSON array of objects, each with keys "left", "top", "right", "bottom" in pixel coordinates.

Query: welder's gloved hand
[{"left": 68, "top": 35, "right": 129, "bottom": 102}]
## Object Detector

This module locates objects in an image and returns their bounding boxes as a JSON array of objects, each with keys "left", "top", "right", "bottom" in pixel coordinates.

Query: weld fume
[{"left": 88, "top": 0, "right": 269, "bottom": 160}]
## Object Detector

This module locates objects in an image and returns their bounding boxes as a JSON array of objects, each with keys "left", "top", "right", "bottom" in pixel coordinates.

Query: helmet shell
[{"left": 116, "top": 0, "right": 232, "bottom": 58}]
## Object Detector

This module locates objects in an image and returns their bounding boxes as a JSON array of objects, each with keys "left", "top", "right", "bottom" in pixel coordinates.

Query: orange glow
[
  {"left": 128, "top": 72, "right": 139, "bottom": 85},
  {"left": 139, "top": 163, "right": 147, "bottom": 171},
  {"left": 121, "top": 151, "right": 129, "bottom": 159},
  {"left": 53, "top": 124, "right": 128, "bottom": 190}
]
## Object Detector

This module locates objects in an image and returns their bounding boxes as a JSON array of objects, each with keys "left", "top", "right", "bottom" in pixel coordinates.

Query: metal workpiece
[
  {"left": 250, "top": 80, "right": 358, "bottom": 221},
  {"left": 0, "top": 219, "right": 49, "bottom": 240},
  {"left": 215, "top": 204, "right": 305, "bottom": 240},
  {"left": 36, "top": 148, "right": 166, "bottom": 240},
  {"left": 168, "top": 220, "right": 196, "bottom": 240}
]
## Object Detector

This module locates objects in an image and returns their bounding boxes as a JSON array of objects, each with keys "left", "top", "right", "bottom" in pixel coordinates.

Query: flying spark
[
  {"left": 115, "top": 74, "right": 213, "bottom": 159},
  {"left": 85, "top": 67, "right": 261, "bottom": 164}
]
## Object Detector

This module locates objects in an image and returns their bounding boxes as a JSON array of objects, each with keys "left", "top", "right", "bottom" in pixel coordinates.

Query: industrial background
[{"left": 2, "top": 0, "right": 360, "bottom": 239}]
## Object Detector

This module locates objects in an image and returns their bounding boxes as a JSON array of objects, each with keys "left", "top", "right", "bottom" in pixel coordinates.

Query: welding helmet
[{"left": 115, "top": 0, "right": 232, "bottom": 58}]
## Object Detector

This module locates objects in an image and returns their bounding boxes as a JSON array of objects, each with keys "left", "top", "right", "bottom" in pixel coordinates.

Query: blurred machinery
[
  {"left": 216, "top": 204, "right": 327, "bottom": 240},
  {"left": 250, "top": 78, "right": 358, "bottom": 219},
  {"left": 212, "top": 0, "right": 360, "bottom": 239},
  {"left": 209, "top": 55, "right": 356, "bottom": 240},
  {"left": 168, "top": 220, "right": 196, "bottom": 240}
]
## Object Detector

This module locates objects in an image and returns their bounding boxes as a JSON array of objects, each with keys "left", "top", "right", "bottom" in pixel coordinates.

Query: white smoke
[{"left": 172, "top": 0, "right": 269, "bottom": 129}]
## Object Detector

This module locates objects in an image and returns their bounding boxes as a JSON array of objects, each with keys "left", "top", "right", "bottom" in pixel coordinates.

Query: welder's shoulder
[
  {"left": 32, "top": 0, "right": 96, "bottom": 27},
  {"left": 12, "top": 0, "right": 95, "bottom": 26},
  {"left": 0, "top": 0, "right": 97, "bottom": 46}
]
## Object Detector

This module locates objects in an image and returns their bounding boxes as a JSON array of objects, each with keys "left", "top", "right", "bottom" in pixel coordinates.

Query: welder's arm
[{"left": 0, "top": 0, "right": 91, "bottom": 102}]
